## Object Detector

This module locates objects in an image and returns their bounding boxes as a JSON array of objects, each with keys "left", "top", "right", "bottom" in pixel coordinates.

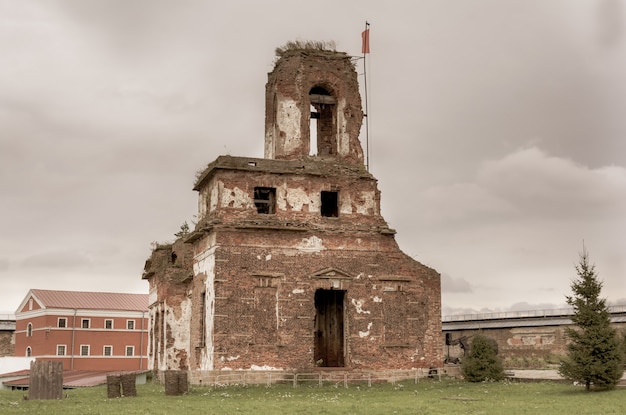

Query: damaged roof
[{"left": 193, "top": 155, "right": 373, "bottom": 191}]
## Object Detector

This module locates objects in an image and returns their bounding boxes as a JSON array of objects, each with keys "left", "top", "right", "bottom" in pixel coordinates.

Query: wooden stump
[
  {"left": 164, "top": 370, "right": 188, "bottom": 395},
  {"left": 106, "top": 374, "right": 122, "bottom": 398},
  {"left": 120, "top": 373, "right": 137, "bottom": 397},
  {"left": 178, "top": 371, "right": 189, "bottom": 395},
  {"left": 29, "top": 361, "right": 63, "bottom": 400},
  {"left": 107, "top": 373, "right": 137, "bottom": 398}
]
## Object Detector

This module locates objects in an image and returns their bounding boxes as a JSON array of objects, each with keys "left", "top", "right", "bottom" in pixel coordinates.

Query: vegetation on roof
[{"left": 275, "top": 40, "right": 337, "bottom": 57}]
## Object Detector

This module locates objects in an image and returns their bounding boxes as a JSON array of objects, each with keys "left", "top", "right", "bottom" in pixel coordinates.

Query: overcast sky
[{"left": 1, "top": 0, "right": 625, "bottom": 315}]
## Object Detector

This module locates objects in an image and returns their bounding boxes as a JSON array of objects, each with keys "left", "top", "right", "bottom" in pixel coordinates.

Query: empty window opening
[
  {"left": 310, "top": 104, "right": 318, "bottom": 155},
  {"left": 26, "top": 323, "right": 32, "bottom": 337},
  {"left": 171, "top": 252, "right": 177, "bottom": 263},
  {"left": 314, "top": 289, "right": 345, "bottom": 367},
  {"left": 198, "top": 291, "right": 206, "bottom": 348},
  {"left": 309, "top": 87, "right": 336, "bottom": 157},
  {"left": 254, "top": 187, "right": 276, "bottom": 214},
  {"left": 321, "top": 191, "right": 339, "bottom": 217},
  {"left": 26, "top": 347, "right": 32, "bottom": 357}
]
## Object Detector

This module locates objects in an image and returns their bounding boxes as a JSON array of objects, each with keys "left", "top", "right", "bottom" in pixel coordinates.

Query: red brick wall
[
  {"left": 15, "top": 312, "right": 148, "bottom": 371},
  {"left": 444, "top": 322, "right": 626, "bottom": 368},
  {"left": 204, "top": 230, "right": 442, "bottom": 371},
  {"left": 265, "top": 49, "right": 364, "bottom": 163},
  {"left": 0, "top": 331, "right": 13, "bottom": 356}
]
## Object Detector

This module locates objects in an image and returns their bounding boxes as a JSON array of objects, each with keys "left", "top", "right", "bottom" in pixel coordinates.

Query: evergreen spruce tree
[
  {"left": 621, "top": 331, "right": 626, "bottom": 365},
  {"left": 461, "top": 334, "right": 505, "bottom": 382},
  {"left": 558, "top": 250, "right": 624, "bottom": 390}
]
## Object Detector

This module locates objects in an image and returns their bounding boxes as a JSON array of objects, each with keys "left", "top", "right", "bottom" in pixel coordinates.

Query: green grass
[{"left": 1, "top": 379, "right": 625, "bottom": 415}]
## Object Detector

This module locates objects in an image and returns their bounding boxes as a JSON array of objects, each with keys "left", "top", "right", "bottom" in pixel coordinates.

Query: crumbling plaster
[
  {"left": 192, "top": 246, "right": 217, "bottom": 370},
  {"left": 275, "top": 99, "right": 302, "bottom": 155},
  {"left": 197, "top": 172, "right": 379, "bottom": 222},
  {"left": 336, "top": 98, "right": 350, "bottom": 157},
  {"left": 264, "top": 50, "right": 363, "bottom": 164},
  {"left": 142, "top": 45, "right": 443, "bottom": 381}
]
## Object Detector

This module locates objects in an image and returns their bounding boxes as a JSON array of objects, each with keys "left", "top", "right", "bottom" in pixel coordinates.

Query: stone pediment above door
[{"left": 310, "top": 267, "right": 354, "bottom": 280}]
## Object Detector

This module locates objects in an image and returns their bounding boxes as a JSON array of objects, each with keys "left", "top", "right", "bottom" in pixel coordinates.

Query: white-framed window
[
  {"left": 105, "top": 319, "right": 113, "bottom": 329},
  {"left": 126, "top": 320, "right": 135, "bottom": 330},
  {"left": 81, "top": 318, "right": 90, "bottom": 329},
  {"left": 57, "top": 345, "right": 66, "bottom": 356},
  {"left": 26, "top": 347, "right": 32, "bottom": 357},
  {"left": 80, "top": 345, "right": 90, "bottom": 356},
  {"left": 26, "top": 323, "right": 33, "bottom": 337},
  {"left": 58, "top": 318, "right": 67, "bottom": 328},
  {"left": 125, "top": 346, "right": 134, "bottom": 356},
  {"left": 103, "top": 345, "right": 113, "bottom": 356}
]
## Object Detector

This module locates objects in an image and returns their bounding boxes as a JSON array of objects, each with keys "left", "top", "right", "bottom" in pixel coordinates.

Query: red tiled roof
[
  {"left": 30, "top": 289, "right": 148, "bottom": 312},
  {"left": 0, "top": 369, "right": 30, "bottom": 377}
]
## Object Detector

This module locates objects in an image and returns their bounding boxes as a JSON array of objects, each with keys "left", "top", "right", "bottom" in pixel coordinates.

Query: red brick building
[
  {"left": 143, "top": 44, "right": 442, "bottom": 382},
  {"left": 14, "top": 289, "right": 148, "bottom": 371}
]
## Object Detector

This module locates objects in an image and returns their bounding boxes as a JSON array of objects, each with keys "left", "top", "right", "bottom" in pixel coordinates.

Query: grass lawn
[{"left": 0, "top": 379, "right": 624, "bottom": 415}]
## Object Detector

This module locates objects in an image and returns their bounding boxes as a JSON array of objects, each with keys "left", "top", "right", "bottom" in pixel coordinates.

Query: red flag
[{"left": 361, "top": 28, "right": 370, "bottom": 54}]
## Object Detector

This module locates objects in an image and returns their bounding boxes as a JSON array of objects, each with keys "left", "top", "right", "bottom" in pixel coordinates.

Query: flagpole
[{"left": 363, "top": 21, "right": 370, "bottom": 171}]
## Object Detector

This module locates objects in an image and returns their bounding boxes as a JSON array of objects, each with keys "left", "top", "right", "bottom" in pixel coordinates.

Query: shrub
[{"left": 461, "top": 334, "right": 505, "bottom": 382}]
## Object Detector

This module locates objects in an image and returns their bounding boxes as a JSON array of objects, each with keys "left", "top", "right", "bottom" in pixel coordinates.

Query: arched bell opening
[{"left": 309, "top": 86, "right": 337, "bottom": 157}]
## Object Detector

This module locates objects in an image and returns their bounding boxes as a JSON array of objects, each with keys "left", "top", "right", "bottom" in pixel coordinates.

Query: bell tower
[
  {"left": 264, "top": 47, "right": 364, "bottom": 164},
  {"left": 143, "top": 41, "right": 443, "bottom": 380}
]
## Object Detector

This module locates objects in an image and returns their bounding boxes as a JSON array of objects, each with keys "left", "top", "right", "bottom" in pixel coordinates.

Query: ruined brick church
[{"left": 142, "top": 44, "right": 442, "bottom": 382}]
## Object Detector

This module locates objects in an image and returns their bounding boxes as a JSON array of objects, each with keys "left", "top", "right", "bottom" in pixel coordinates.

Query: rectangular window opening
[
  {"left": 321, "top": 191, "right": 339, "bottom": 217},
  {"left": 103, "top": 346, "right": 112, "bottom": 356},
  {"left": 57, "top": 345, "right": 66, "bottom": 356},
  {"left": 199, "top": 292, "right": 206, "bottom": 348},
  {"left": 80, "top": 345, "right": 90, "bottom": 356},
  {"left": 58, "top": 318, "right": 67, "bottom": 328},
  {"left": 125, "top": 346, "right": 134, "bottom": 356},
  {"left": 127, "top": 320, "right": 135, "bottom": 330},
  {"left": 310, "top": 105, "right": 318, "bottom": 156},
  {"left": 81, "top": 319, "right": 90, "bottom": 329},
  {"left": 254, "top": 187, "right": 276, "bottom": 214}
]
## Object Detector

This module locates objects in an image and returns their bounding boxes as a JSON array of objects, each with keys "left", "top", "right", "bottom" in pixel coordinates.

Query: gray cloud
[
  {"left": 414, "top": 147, "right": 626, "bottom": 230},
  {"left": 478, "top": 147, "right": 626, "bottom": 218},
  {"left": 596, "top": 0, "right": 624, "bottom": 48},
  {"left": 1, "top": 1, "right": 625, "bottom": 314},
  {"left": 20, "top": 251, "right": 93, "bottom": 270},
  {"left": 441, "top": 274, "right": 473, "bottom": 294}
]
